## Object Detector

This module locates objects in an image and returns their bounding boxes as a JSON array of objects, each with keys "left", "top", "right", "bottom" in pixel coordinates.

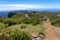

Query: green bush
[
  {"left": 31, "top": 19, "right": 40, "bottom": 25},
  {"left": 0, "top": 22, "right": 8, "bottom": 29},
  {"left": 22, "top": 18, "right": 31, "bottom": 24},
  {"left": 10, "top": 19, "right": 21, "bottom": 25},
  {"left": 50, "top": 18, "right": 60, "bottom": 27},
  {"left": 11, "top": 29, "right": 32, "bottom": 40},
  {"left": 21, "top": 25, "right": 27, "bottom": 29},
  {"left": 0, "top": 28, "right": 32, "bottom": 40},
  {"left": 38, "top": 31, "right": 45, "bottom": 37},
  {"left": 3, "top": 18, "right": 12, "bottom": 26},
  {"left": 3, "top": 18, "right": 21, "bottom": 26},
  {"left": 22, "top": 18, "right": 40, "bottom": 25}
]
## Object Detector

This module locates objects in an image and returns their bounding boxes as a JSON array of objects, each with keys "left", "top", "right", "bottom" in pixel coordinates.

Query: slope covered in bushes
[
  {"left": 0, "top": 11, "right": 60, "bottom": 40},
  {"left": 0, "top": 27, "right": 32, "bottom": 40}
]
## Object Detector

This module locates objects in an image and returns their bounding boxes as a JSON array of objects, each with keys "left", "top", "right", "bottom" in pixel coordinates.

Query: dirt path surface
[{"left": 43, "top": 19, "right": 59, "bottom": 40}]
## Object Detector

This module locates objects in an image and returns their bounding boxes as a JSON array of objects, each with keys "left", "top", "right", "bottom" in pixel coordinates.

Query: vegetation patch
[
  {"left": 20, "top": 24, "right": 27, "bottom": 29},
  {"left": 0, "top": 28, "right": 32, "bottom": 40}
]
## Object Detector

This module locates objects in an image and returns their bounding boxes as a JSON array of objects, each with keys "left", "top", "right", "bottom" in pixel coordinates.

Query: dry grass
[
  {"left": 54, "top": 27, "right": 60, "bottom": 39},
  {"left": 10, "top": 24, "right": 45, "bottom": 35}
]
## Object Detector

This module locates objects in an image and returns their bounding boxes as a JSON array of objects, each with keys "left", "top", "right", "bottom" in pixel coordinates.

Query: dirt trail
[{"left": 43, "top": 19, "right": 59, "bottom": 40}]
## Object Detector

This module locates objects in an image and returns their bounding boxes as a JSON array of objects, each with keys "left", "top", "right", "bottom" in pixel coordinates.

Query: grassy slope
[{"left": 10, "top": 24, "right": 45, "bottom": 35}]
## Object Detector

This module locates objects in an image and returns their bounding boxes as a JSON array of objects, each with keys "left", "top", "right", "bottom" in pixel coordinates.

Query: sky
[{"left": 0, "top": 0, "right": 60, "bottom": 11}]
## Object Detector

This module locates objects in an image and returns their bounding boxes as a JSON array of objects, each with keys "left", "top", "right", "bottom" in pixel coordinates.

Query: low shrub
[
  {"left": 0, "top": 28, "right": 32, "bottom": 40},
  {"left": 3, "top": 18, "right": 12, "bottom": 26},
  {"left": 38, "top": 31, "right": 45, "bottom": 37},
  {"left": 3, "top": 18, "right": 21, "bottom": 26},
  {"left": 50, "top": 18, "right": 60, "bottom": 27},
  {"left": 21, "top": 25, "right": 27, "bottom": 29},
  {"left": 22, "top": 18, "right": 40, "bottom": 25},
  {"left": 0, "top": 22, "right": 8, "bottom": 29}
]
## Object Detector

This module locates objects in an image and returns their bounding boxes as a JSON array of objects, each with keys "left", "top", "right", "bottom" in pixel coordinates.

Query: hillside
[{"left": 0, "top": 10, "right": 60, "bottom": 40}]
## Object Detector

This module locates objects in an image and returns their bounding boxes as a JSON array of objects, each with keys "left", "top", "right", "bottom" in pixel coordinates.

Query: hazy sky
[{"left": 0, "top": 0, "right": 60, "bottom": 11}]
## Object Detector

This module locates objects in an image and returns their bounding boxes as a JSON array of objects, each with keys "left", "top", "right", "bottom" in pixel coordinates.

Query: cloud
[
  {"left": 0, "top": 4, "right": 39, "bottom": 11},
  {"left": 0, "top": 4, "right": 60, "bottom": 11}
]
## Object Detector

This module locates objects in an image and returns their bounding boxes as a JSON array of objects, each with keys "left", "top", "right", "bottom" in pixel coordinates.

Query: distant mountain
[
  {"left": 0, "top": 9, "right": 60, "bottom": 18},
  {"left": 0, "top": 11, "right": 9, "bottom": 18},
  {"left": 0, "top": 10, "right": 38, "bottom": 18},
  {"left": 31, "top": 9, "right": 60, "bottom": 12}
]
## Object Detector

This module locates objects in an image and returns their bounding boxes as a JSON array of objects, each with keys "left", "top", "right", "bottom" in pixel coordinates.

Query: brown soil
[{"left": 43, "top": 19, "right": 59, "bottom": 40}]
